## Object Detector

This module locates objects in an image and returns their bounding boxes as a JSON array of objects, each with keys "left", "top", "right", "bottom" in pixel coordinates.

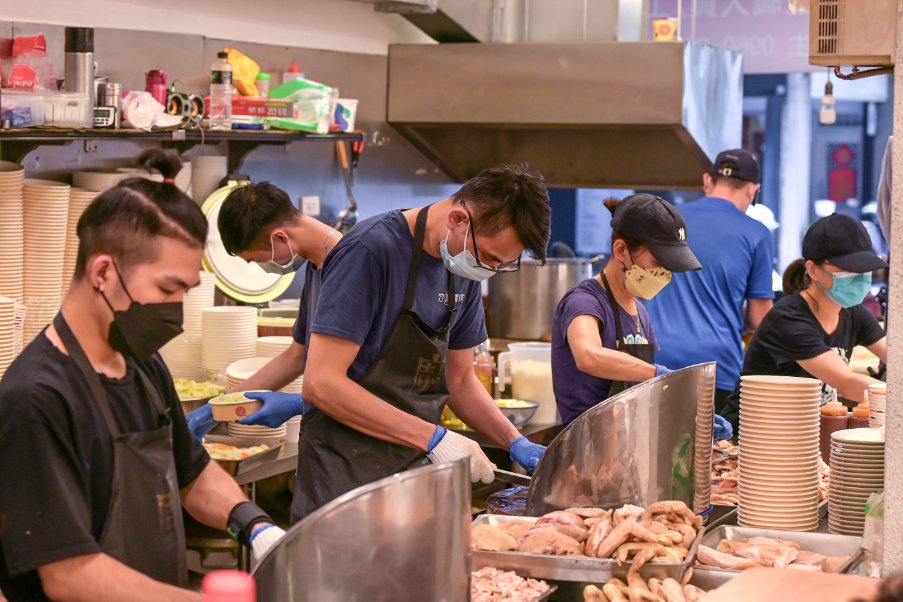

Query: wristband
[{"left": 227, "top": 501, "right": 273, "bottom": 547}]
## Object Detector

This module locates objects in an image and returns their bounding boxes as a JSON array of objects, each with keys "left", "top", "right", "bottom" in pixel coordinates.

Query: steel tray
[
  {"left": 203, "top": 434, "right": 284, "bottom": 476},
  {"left": 471, "top": 514, "right": 703, "bottom": 583},
  {"left": 696, "top": 525, "right": 862, "bottom": 577}
]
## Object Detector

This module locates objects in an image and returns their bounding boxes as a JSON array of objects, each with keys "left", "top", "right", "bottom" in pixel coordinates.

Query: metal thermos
[{"left": 64, "top": 27, "right": 95, "bottom": 126}]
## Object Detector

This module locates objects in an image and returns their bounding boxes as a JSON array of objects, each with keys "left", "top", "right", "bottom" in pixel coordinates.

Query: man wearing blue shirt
[
  {"left": 645, "top": 150, "right": 775, "bottom": 419},
  {"left": 296, "top": 165, "right": 552, "bottom": 520}
]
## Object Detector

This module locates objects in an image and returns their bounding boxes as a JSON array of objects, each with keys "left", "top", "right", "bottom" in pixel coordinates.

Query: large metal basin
[{"left": 253, "top": 460, "right": 470, "bottom": 602}]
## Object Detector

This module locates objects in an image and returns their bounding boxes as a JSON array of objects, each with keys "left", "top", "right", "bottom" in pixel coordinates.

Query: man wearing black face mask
[{"left": 0, "top": 151, "right": 284, "bottom": 602}]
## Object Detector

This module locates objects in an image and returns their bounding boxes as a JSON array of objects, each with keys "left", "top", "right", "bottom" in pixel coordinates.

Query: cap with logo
[
  {"left": 610, "top": 193, "right": 702, "bottom": 272},
  {"left": 712, "top": 149, "right": 761, "bottom": 184},
  {"left": 802, "top": 213, "right": 888, "bottom": 273}
]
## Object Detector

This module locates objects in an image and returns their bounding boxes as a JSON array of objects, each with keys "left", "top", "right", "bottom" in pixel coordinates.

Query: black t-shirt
[
  {"left": 722, "top": 292, "right": 885, "bottom": 429},
  {"left": 0, "top": 332, "right": 210, "bottom": 601}
]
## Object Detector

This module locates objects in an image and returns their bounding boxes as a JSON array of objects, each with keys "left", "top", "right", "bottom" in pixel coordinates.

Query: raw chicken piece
[
  {"left": 585, "top": 517, "right": 614, "bottom": 557},
  {"left": 615, "top": 543, "right": 670, "bottom": 565},
  {"left": 526, "top": 522, "right": 589, "bottom": 543},
  {"left": 628, "top": 521, "right": 661, "bottom": 544},
  {"left": 682, "top": 584, "right": 707, "bottom": 602},
  {"left": 614, "top": 504, "right": 646, "bottom": 526},
  {"left": 568, "top": 507, "right": 612, "bottom": 519},
  {"left": 787, "top": 563, "right": 822, "bottom": 571},
  {"left": 594, "top": 517, "right": 637, "bottom": 558},
  {"left": 642, "top": 501, "right": 696, "bottom": 525},
  {"left": 744, "top": 536, "right": 801, "bottom": 551},
  {"left": 660, "top": 578, "right": 687, "bottom": 602},
  {"left": 696, "top": 545, "right": 760, "bottom": 570},
  {"left": 517, "top": 527, "right": 584, "bottom": 556},
  {"left": 733, "top": 544, "right": 798, "bottom": 569},
  {"left": 537, "top": 510, "right": 586, "bottom": 529},
  {"left": 793, "top": 550, "right": 827, "bottom": 567},
  {"left": 497, "top": 520, "right": 533, "bottom": 542},
  {"left": 472, "top": 524, "right": 518, "bottom": 552},
  {"left": 583, "top": 585, "right": 607, "bottom": 602},
  {"left": 584, "top": 517, "right": 605, "bottom": 528},
  {"left": 628, "top": 547, "right": 659, "bottom": 578}
]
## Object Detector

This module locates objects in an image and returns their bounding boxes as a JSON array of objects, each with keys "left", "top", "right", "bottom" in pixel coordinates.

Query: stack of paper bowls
[
  {"left": 868, "top": 383, "right": 886, "bottom": 428},
  {"left": 255, "top": 335, "right": 303, "bottom": 394},
  {"left": 61, "top": 188, "right": 98, "bottom": 296},
  {"left": 160, "top": 271, "right": 215, "bottom": 379},
  {"left": 828, "top": 428, "right": 885, "bottom": 535},
  {"left": 201, "top": 306, "right": 257, "bottom": 383},
  {"left": 693, "top": 379, "right": 716, "bottom": 513},
  {"left": 72, "top": 170, "right": 129, "bottom": 192},
  {"left": 23, "top": 179, "right": 71, "bottom": 343},
  {"left": 0, "top": 162, "right": 25, "bottom": 300},
  {"left": 191, "top": 156, "right": 228, "bottom": 205},
  {"left": 737, "top": 375, "right": 822, "bottom": 531},
  {"left": 12, "top": 300, "right": 26, "bottom": 356},
  {"left": 225, "top": 357, "right": 288, "bottom": 440},
  {"left": 0, "top": 297, "right": 16, "bottom": 379}
]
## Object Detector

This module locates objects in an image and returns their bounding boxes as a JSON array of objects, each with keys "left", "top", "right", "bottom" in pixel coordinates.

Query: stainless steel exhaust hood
[{"left": 387, "top": 41, "right": 743, "bottom": 189}]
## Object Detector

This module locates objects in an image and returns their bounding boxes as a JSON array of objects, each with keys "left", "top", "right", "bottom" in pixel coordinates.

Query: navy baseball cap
[
  {"left": 802, "top": 214, "right": 887, "bottom": 273},
  {"left": 712, "top": 149, "right": 760, "bottom": 184},
  {"left": 610, "top": 193, "right": 702, "bottom": 272}
]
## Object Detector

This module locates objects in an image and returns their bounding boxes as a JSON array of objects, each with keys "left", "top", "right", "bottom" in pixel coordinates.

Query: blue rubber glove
[
  {"left": 654, "top": 364, "right": 672, "bottom": 377},
  {"left": 509, "top": 436, "right": 546, "bottom": 472},
  {"left": 238, "top": 392, "right": 305, "bottom": 428},
  {"left": 713, "top": 414, "right": 733, "bottom": 441},
  {"left": 186, "top": 404, "right": 216, "bottom": 441}
]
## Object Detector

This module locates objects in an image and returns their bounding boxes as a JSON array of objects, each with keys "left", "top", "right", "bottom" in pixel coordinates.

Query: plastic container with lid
[
  {"left": 820, "top": 401, "right": 850, "bottom": 461},
  {"left": 0, "top": 89, "right": 45, "bottom": 127},
  {"left": 42, "top": 91, "right": 90, "bottom": 127},
  {"left": 255, "top": 72, "right": 272, "bottom": 97}
]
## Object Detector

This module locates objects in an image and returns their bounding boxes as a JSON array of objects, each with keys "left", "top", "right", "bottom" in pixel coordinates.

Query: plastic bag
[
  {"left": 1, "top": 34, "right": 56, "bottom": 90},
  {"left": 265, "top": 77, "right": 333, "bottom": 134},
  {"left": 224, "top": 48, "right": 260, "bottom": 97},
  {"left": 121, "top": 91, "right": 168, "bottom": 131},
  {"left": 861, "top": 490, "right": 884, "bottom": 578}
]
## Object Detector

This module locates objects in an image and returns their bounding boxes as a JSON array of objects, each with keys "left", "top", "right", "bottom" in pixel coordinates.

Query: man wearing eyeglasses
[{"left": 248, "top": 165, "right": 552, "bottom": 521}]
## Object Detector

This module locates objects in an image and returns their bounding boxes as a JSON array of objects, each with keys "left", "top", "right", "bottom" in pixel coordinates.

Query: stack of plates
[
  {"left": 12, "top": 300, "right": 26, "bottom": 356},
  {"left": 225, "top": 356, "right": 272, "bottom": 390},
  {"left": 868, "top": 383, "right": 886, "bottom": 428},
  {"left": 162, "top": 271, "right": 215, "bottom": 377},
  {"left": 694, "top": 380, "right": 716, "bottom": 513},
  {"left": 23, "top": 179, "right": 71, "bottom": 343},
  {"left": 191, "top": 156, "right": 227, "bottom": 205},
  {"left": 201, "top": 306, "right": 257, "bottom": 383},
  {"left": 227, "top": 421, "right": 287, "bottom": 440},
  {"left": 737, "top": 375, "right": 822, "bottom": 531},
  {"left": 0, "top": 297, "right": 16, "bottom": 379},
  {"left": 61, "top": 188, "right": 98, "bottom": 296},
  {"left": 255, "top": 335, "right": 303, "bottom": 394},
  {"left": 828, "top": 428, "right": 885, "bottom": 535},
  {"left": 72, "top": 170, "right": 128, "bottom": 192},
  {"left": 0, "top": 161, "right": 25, "bottom": 300}
]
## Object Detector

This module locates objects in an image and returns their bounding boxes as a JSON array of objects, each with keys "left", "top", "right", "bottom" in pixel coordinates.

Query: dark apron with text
[
  {"left": 293, "top": 205, "right": 457, "bottom": 522},
  {"left": 53, "top": 314, "right": 189, "bottom": 587},
  {"left": 599, "top": 273, "right": 655, "bottom": 397}
]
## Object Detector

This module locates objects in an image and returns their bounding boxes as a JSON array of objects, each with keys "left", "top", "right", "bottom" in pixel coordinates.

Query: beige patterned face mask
[{"left": 624, "top": 264, "right": 672, "bottom": 300}]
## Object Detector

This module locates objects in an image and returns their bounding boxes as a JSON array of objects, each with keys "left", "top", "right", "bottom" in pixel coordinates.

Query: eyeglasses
[{"left": 462, "top": 201, "right": 522, "bottom": 273}]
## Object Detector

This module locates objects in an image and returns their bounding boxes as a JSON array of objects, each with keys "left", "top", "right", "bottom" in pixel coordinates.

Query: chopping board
[{"left": 705, "top": 568, "right": 885, "bottom": 602}]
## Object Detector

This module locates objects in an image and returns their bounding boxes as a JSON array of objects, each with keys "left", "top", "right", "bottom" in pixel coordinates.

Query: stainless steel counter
[{"left": 233, "top": 442, "right": 298, "bottom": 486}]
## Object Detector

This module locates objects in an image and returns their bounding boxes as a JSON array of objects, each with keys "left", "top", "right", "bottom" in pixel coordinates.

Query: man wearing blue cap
[{"left": 645, "top": 150, "right": 775, "bottom": 437}]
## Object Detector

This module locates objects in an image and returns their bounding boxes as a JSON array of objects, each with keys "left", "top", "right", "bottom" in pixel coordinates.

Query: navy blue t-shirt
[
  {"left": 645, "top": 197, "right": 774, "bottom": 391},
  {"left": 551, "top": 277, "right": 658, "bottom": 426},
  {"left": 310, "top": 210, "right": 487, "bottom": 389},
  {"left": 292, "top": 261, "right": 322, "bottom": 352}
]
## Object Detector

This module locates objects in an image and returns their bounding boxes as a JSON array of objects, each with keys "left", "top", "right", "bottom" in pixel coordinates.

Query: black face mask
[{"left": 99, "top": 263, "right": 184, "bottom": 360}]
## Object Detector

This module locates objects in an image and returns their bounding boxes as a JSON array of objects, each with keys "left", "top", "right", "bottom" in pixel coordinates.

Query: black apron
[
  {"left": 599, "top": 273, "right": 655, "bottom": 397},
  {"left": 293, "top": 205, "right": 457, "bottom": 522},
  {"left": 53, "top": 314, "right": 189, "bottom": 587}
]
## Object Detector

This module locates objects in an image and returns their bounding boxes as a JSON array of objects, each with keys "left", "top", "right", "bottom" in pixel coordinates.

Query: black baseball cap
[
  {"left": 610, "top": 193, "right": 702, "bottom": 272},
  {"left": 712, "top": 149, "right": 760, "bottom": 184},
  {"left": 802, "top": 214, "right": 888, "bottom": 273}
]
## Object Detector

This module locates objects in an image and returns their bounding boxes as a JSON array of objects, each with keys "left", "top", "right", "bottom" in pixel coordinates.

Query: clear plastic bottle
[
  {"left": 209, "top": 51, "right": 232, "bottom": 130},
  {"left": 474, "top": 340, "right": 495, "bottom": 397}
]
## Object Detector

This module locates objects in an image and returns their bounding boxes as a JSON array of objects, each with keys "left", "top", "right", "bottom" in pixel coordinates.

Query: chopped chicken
[
  {"left": 471, "top": 567, "right": 550, "bottom": 602},
  {"left": 699, "top": 537, "right": 848, "bottom": 573},
  {"left": 472, "top": 524, "right": 517, "bottom": 552},
  {"left": 696, "top": 545, "right": 759, "bottom": 570}
]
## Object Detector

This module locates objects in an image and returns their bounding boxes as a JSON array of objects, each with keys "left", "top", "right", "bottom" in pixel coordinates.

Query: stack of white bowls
[
  {"left": 160, "top": 271, "right": 215, "bottom": 379},
  {"left": 61, "top": 188, "right": 98, "bottom": 296},
  {"left": 225, "top": 357, "right": 289, "bottom": 440},
  {"left": 255, "top": 335, "right": 303, "bottom": 394},
  {"left": 694, "top": 379, "right": 716, "bottom": 513},
  {"left": 0, "top": 297, "right": 16, "bottom": 379},
  {"left": 828, "top": 428, "right": 885, "bottom": 535},
  {"left": 191, "top": 156, "right": 228, "bottom": 205},
  {"left": 23, "top": 179, "right": 71, "bottom": 343},
  {"left": 868, "top": 383, "right": 886, "bottom": 428},
  {"left": 72, "top": 170, "right": 128, "bottom": 192},
  {"left": 737, "top": 375, "right": 822, "bottom": 531},
  {"left": 0, "top": 161, "right": 25, "bottom": 301},
  {"left": 201, "top": 306, "right": 257, "bottom": 384},
  {"left": 12, "top": 300, "right": 26, "bottom": 356}
]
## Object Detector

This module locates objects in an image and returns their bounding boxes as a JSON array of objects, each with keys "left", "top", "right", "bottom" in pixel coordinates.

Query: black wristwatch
[{"left": 227, "top": 502, "right": 273, "bottom": 547}]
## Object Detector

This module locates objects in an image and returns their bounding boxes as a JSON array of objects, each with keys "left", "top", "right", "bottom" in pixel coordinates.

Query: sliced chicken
[
  {"left": 471, "top": 524, "right": 517, "bottom": 552},
  {"left": 733, "top": 544, "right": 798, "bottom": 569},
  {"left": 696, "top": 545, "right": 760, "bottom": 570},
  {"left": 517, "top": 527, "right": 584, "bottom": 556},
  {"left": 744, "top": 536, "right": 801, "bottom": 551}
]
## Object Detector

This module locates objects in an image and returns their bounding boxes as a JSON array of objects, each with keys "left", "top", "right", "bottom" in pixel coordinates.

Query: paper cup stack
[
  {"left": 201, "top": 306, "right": 257, "bottom": 383},
  {"left": 828, "top": 428, "right": 885, "bottom": 535},
  {"left": 693, "top": 379, "right": 716, "bottom": 513},
  {"left": 0, "top": 161, "right": 25, "bottom": 300},
  {"left": 868, "top": 383, "right": 886, "bottom": 428},
  {"left": 61, "top": 188, "right": 98, "bottom": 296},
  {"left": 256, "top": 335, "right": 303, "bottom": 394},
  {"left": 224, "top": 357, "right": 289, "bottom": 440},
  {"left": 737, "top": 375, "right": 822, "bottom": 531},
  {"left": 0, "top": 297, "right": 16, "bottom": 379},
  {"left": 160, "top": 271, "right": 216, "bottom": 379},
  {"left": 23, "top": 179, "right": 71, "bottom": 343}
]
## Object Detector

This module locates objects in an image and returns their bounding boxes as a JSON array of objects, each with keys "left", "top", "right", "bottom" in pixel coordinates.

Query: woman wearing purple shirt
[{"left": 551, "top": 194, "right": 702, "bottom": 425}]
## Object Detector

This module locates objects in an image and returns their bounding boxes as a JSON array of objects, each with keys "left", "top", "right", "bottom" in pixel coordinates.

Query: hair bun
[
  {"left": 137, "top": 148, "right": 182, "bottom": 181},
  {"left": 603, "top": 197, "right": 620, "bottom": 216}
]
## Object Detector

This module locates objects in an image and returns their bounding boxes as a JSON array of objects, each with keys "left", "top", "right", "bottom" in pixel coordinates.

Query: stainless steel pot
[{"left": 487, "top": 257, "right": 603, "bottom": 340}]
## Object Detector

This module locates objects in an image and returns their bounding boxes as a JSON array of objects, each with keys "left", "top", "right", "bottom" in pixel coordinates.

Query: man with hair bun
[{"left": 0, "top": 150, "right": 284, "bottom": 601}]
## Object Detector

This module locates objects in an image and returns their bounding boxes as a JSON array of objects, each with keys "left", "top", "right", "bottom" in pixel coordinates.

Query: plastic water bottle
[{"left": 209, "top": 51, "right": 232, "bottom": 130}]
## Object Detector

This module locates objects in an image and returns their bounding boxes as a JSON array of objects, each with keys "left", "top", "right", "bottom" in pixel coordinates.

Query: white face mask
[
  {"left": 439, "top": 226, "right": 495, "bottom": 282},
  {"left": 257, "top": 236, "right": 305, "bottom": 275}
]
